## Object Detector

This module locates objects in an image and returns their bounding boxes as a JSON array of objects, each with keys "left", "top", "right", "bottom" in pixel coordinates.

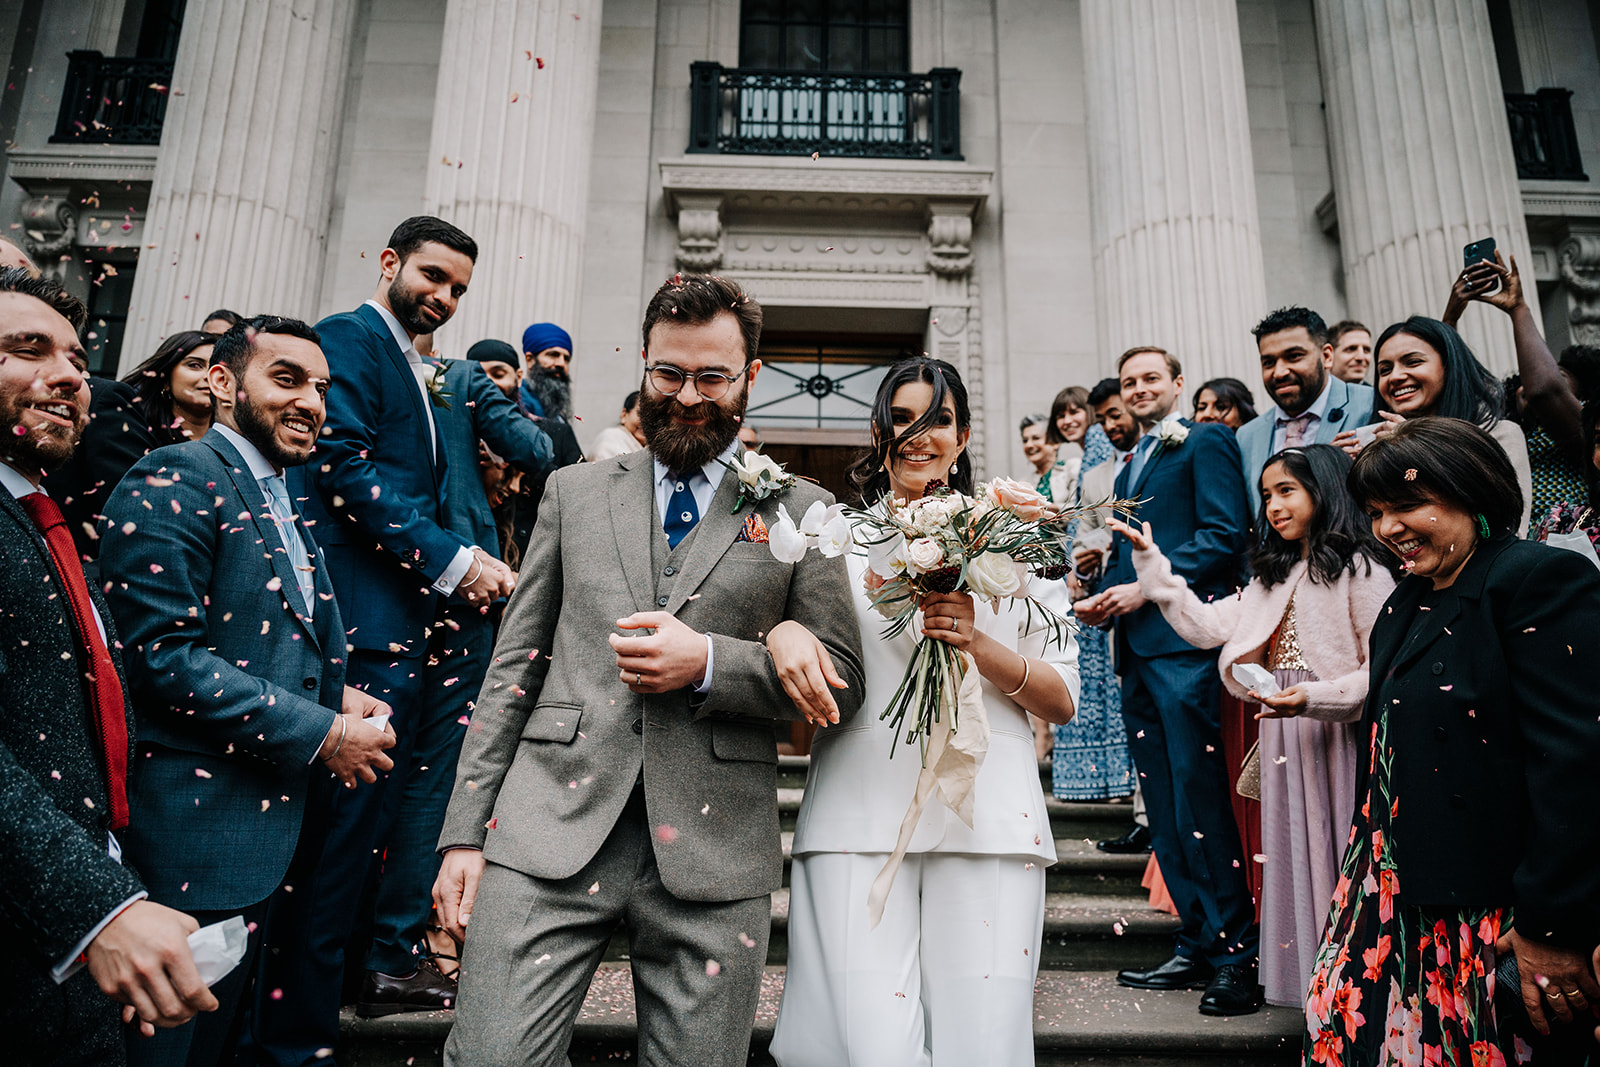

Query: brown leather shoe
[{"left": 355, "top": 957, "right": 458, "bottom": 1017}]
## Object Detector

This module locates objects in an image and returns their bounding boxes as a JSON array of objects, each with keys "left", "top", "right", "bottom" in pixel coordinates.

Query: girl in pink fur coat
[{"left": 1107, "top": 444, "right": 1395, "bottom": 1008}]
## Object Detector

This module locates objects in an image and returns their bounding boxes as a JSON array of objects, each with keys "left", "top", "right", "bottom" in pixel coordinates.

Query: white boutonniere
[
  {"left": 425, "top": 362, "right": 452, "bottom": 411},
  {"left": 1156, "top": 417, "right": 1189, "bottom": 448},
  {"left": 721, "top": 449, "right": 797, "bottom": 513}
]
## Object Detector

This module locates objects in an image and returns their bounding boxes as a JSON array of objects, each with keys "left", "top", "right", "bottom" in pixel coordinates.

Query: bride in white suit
[{"left": 765, "top": 357, "right": 1080, "bottom": 1067}]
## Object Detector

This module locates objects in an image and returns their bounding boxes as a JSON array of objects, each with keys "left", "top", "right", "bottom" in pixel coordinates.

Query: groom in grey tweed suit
[{"left": 434, "top": 275, "right": 864, "bottom": 1066}]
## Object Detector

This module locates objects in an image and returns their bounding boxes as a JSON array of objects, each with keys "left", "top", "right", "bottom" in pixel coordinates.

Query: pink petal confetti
[
  {"left": 705, "top": 960, "right": 721, "bottom": 977},
  {"left": 654, "top": 824, "right": 679, "bottom": 844}
]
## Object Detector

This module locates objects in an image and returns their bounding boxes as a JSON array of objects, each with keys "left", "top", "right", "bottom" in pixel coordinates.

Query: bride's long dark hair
[{"left": 848, "top": 356, "right": 974, "bottom": 503}]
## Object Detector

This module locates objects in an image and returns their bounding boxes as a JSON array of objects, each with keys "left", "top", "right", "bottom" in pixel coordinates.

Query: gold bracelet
[{"left": 1001, "top": 655, "right": 1031, "bottom": 698}]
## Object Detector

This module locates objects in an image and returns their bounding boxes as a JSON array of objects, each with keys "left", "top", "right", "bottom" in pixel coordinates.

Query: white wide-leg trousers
[{"left": 769, "top": 851, "right": 1046, "bottom": 1067}]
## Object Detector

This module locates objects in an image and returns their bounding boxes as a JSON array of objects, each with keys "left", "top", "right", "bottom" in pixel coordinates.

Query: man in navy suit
[
  {"left": 247, "top": 218, "right": 516, "bottom": 1063},
  {"left": 1075, "top": 346, "right": 1258, "bottom": 1015},
  {"left": 1236, "top": 307, "right": 1375, "bottom": 514},
  {"left": 100, "top": 316, "right": 397, "bottom": 1066}
]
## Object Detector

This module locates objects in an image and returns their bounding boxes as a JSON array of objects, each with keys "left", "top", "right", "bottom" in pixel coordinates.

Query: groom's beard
[
  {"left": 525, "top": 365, "right": 572, "bottom": 420},
  {"left": 638, "top": 379, "right": 747, "bottom": 473}
]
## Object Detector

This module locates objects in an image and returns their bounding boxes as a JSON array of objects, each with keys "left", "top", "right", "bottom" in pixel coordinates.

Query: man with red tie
[{"left": 0, "top": 267, "right": 215, "bottom": 1062}]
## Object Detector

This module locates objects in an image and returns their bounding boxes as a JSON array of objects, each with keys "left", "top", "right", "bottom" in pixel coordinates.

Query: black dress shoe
[
  {"left": 1096, "top": 822, "right": 1152, "bottom": 854},
  {"left": 356, "top": 957, "right": 459, "bottom": 1017},
  {"left": 1117, "top": 953, "right": 1215, "bottom": 990},
  {"left": 1198, "top": 961, "right": 1263, "bottom": 1016}
]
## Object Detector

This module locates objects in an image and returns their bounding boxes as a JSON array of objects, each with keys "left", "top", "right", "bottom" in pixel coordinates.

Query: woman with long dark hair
[
  {"left": 1106, "top": 444, "right": 1394, "bottom": 1007},
  {"left": 1362, "top": 315, "right": 1533, "bottom": 534},
  {"left": 1193, "top": 377, "right": 1259, "bottom": 430},
  {"left": 769, "top": 357, "right": 1079, "bottom": 1066},
  {"left": 1304, "top": 417, "right": 1600, "bottom": 1064},
  {"left": 122, "top": 329, "right": 216, "bottom": 445}
]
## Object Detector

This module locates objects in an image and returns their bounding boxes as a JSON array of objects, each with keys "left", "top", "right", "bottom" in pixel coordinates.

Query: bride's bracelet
[{"left": 1001, "top": 654, "right": 1031, "bottom": 698}]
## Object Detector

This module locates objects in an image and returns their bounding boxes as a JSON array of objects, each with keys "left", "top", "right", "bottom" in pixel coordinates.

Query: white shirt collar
[
  {"left": 213, "top": 422, "right": 284, "bottom": 482},
  {"left": 652, "top": 438, "right": 738, "bottom": 491},
  {"left": 364, "top": 299, "right": 419, "bottom": 363},
  {"left": 0, "top": 459, "right": 41, "bottom": 499},
  {"left": 1272, "top": 376, "right": 1334, "bottom": 424}
]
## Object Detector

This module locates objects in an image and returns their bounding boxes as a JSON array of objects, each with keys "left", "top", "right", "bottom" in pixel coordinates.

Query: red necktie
[{"left": 18, "top": 491, "right": 130, "bottom": 830}]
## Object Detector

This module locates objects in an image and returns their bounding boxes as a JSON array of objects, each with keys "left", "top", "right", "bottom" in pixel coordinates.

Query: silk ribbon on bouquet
[{"left": 866, "top": 647, "right": 990, "bottom": 928}]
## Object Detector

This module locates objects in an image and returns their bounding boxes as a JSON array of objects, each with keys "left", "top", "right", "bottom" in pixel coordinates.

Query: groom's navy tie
[{"left": 665, "top": 471, "right": 700, "bottom": 549}]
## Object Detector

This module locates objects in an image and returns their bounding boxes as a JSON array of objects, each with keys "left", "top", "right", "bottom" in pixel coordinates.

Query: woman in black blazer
[{"left": 1301, "top": 417, "right": 1600, "bottom": 1066}]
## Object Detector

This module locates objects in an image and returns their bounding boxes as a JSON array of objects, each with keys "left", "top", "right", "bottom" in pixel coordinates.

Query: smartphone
[{"left": 1463, "top": 237, "right": 1500, "bottom": 294}]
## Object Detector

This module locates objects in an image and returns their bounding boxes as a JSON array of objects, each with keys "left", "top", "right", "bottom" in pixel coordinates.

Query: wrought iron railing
[
  {"left": 1505, "top": 89, "right": 1587, "bottom": 182},
  {"left": 688, "top": 62, "right": 961, "bottom": 160},
  {"left": 51, "top": 51, "right": 174, "bottom": 145}
]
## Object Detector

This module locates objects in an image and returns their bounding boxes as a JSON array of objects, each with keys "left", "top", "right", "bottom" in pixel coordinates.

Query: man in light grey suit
[
  {"left": 99, "top": 316, "right": 396, "bottom": 1065},
  {"left": 433, "top": 275, "right": 864, "bottom": 1066},
  {"left": 1237, "top": 306, "right": 1376, "bottom": 514}
]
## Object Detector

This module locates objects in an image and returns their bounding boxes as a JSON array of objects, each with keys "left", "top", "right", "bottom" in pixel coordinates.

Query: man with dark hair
[
  {"left": 433, "top": 273, "right": 862, "bottom": 1066},
  {"left": 248, "top": 218, "right": 516, "bottom": 1061},
  {"left": 1237, "top": 306, "right": 1375, "bottom": 512},
  {"left": 200, "top": 308, "right": 244, "bottom": 335},
  {"left": 1076, "top": 347, "right": 1258, "bottom": 1015},
  {"left": 510, "top": 321, "right": 585, "bottom": 551},
  {"left": 1326, "top": 319, "right": 1373, "bottom": 383},
  {"left": 100, "top": 315, "right": 396, "bottom": 1066},
  {"left": 0, "top": 267, "right": 217, "bottom": 1061}
]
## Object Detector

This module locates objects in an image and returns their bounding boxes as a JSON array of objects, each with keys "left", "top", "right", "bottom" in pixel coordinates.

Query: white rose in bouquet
[
  {"left": 905, "top": 537, "right": 946, "bottom": 575},
  {"left": 965, "top": 549, "right": 1022, "bottom": 602}
]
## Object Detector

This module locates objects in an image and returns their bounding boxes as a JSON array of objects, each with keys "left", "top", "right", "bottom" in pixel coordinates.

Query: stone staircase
[{"left": 339, "top": 757, "right": 1306, "bottom": 1065}]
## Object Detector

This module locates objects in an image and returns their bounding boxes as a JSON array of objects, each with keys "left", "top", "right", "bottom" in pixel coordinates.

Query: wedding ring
[
  {"left": 634, "top": 671, "right": 643, "bottom": 685},
  {"left": 1546, "top": 989, "right": 1567, "bottom": 998}
]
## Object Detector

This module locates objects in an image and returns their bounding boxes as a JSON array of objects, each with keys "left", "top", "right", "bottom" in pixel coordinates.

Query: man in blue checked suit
[
  {"left": 100, "top": 316, "right": 396, "bottom": 1067},
  {"left": 247, "top": 218, "right": 517, "bottom": 1064},
  {"left": 1075, "top": 346, "right": 1259, "bottom": 1016},
  {"left": 1236, "top": 306, "right": 1375, "bottom": 516}
]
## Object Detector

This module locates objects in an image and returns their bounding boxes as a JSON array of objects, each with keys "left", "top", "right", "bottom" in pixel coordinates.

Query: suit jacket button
[
  {"left": 1434, "top": 726, "right": 1447, "bottom": 741},
  {"left": 303, "top": 677, "right": 317, "bottom": 690},
  {"left": 663, "top": 566, "right": 676, "bottom": 576},
  {"left": 1431, "top": 661, "right": 1443, "bottom": 675},
  {"left": 657, "top": 595, "right": 669, "bottom": 607},
  {"left": 632, "top": 718, "right": 644, "bottom": 735}
]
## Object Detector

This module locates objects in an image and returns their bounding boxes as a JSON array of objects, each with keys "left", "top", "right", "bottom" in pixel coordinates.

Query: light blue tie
[
  {"left": 1125, "top": 434, "right": 1157, "bottom": 487},
  {"left": 664, "top": 472, "right": 700, "bottom": 549},
  {"left": 261, "top": 476, "right": 314, "bottom": 617}
]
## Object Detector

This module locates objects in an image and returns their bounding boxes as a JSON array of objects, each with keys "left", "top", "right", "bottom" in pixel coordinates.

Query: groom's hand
[
  {"left": 433, "top": 848, "right": 486, "bottom": 943},
  {"left": 611, "top": 612, "right": 709, "bottom": 693}
]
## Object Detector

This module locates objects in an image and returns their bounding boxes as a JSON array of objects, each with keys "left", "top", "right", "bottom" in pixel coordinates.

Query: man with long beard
[
  {"left": 0, "top": 267, "right": 217, "bottom": 1060},
  {"left": 432, "top": 274, "right": 864, "bottom": 1066},
  {"left": 510, "top": 321, "right": 584, "bottom": 554},
  {"left": 246, "top": 218, "right": 517, "bottom": 1063}
]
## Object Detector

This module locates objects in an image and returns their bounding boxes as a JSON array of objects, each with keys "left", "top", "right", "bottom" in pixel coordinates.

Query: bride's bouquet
[{"left": 771, "top": 476, "right": 1133, "bottom": 760}]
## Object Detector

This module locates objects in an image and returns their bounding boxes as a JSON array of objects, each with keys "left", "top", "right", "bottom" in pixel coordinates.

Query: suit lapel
[
  {"left": 205, "top": 433, "right": 320, "bottom": 646},
  {"left": 1377, "top": 538, "right": 1508, "bottom": 679},
  {"left": 357, "top": 303, "right": 443, "bottom": 493},
  {"left": 610, "top": 454, "right": 659, "bottom": 615},
  {"left": 1132, "top": 424, "right": 1180, "bottom": 498},
  {"left": 1315, "top": 378, "right": 1349, "bottom": 444},
  {"left": 663, "top": 462, "right": 748, "bottom": 615}
]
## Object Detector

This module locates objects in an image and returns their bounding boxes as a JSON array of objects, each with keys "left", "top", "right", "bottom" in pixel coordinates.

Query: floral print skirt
[{"left": 1303, "top": 716, "right": 1521, "bottom": 1066}]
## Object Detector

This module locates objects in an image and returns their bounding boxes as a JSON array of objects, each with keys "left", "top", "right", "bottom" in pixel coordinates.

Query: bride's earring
[{"left": 950, "top": 461, "right": 959, "bottom": 476}]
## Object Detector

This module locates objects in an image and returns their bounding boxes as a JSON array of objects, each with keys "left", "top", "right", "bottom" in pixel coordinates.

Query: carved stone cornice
[
  {"left": 6, "top": 145, "right": 160, "bottom": 189},
  {"left": 660, "top": 156, "right": 992, "bottom": 218}
]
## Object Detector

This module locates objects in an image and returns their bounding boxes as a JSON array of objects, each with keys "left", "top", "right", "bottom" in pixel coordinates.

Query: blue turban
[{"left": 522, "top": 322, "right": 572, "bottom": 359}]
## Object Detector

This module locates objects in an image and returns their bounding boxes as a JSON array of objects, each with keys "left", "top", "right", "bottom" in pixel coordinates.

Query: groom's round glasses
[{"left": 646, "top": 362, "right": 750, "bottom": 401}]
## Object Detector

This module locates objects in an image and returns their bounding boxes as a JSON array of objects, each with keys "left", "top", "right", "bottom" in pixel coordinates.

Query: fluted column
[
  {"left": 1314, "top": 0, "right": 1538, "bottom": 373},
  {"left": 121, "top": 0, "right": 358, "bottom": 369},
  {"left": 1081, "top": 0, "right": 1267, "bottom": 388},
  {"left": 425, "top": 0, "right": 603, "bottom": 352}
]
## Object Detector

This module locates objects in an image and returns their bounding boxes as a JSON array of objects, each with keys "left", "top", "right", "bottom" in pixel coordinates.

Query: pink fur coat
[{"left": 1131, "top": 546, "right": 1395, "bottom": 722}]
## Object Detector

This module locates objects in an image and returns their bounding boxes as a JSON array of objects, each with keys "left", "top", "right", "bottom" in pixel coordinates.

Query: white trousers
[{"left": 769, "top": 851, "right": 1046, "bottom": 1067}]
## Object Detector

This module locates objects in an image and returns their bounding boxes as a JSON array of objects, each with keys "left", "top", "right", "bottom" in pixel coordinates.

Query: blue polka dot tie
[{"left": 665, "top": 472, "right": 700, "bottom": 549}]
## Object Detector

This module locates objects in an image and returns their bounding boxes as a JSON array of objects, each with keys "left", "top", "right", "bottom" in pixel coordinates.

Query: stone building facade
[{"left": 4, "top": 0, "right": 1599, "bottom": 483}]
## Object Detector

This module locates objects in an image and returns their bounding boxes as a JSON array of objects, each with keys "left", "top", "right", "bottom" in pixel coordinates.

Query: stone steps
[{"left": 340, "top": 963, "right": 1305, "bottom": 1067}]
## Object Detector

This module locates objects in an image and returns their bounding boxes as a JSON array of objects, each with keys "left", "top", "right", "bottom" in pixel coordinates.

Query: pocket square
[{"left": 734, "top": 513, "right": 769, "bottom": 544}]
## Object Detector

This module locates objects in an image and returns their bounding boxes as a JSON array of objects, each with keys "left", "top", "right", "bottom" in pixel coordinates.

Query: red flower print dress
[{"left": 1302, "top": 617, "right": 1523, "bottom": 1067}]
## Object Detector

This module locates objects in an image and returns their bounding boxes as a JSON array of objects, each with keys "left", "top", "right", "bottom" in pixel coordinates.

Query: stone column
[
  {"left": 1314, "top": 0, "right": 1538, "bottom": 373},
  {"left": 1081, "top": 0, "right": 1267, "bottom": 388},
  {"left": 424, "top": 0, "right": 604, "bottom": 353},
  {"left": 121, "top": 0, "right": 359, "bottom": 369}
]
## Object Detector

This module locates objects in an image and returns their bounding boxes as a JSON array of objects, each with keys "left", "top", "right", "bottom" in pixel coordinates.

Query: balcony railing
[
  {"left": 688, "top": 62, "right": 961, "bottom": 161},
  {"left": 51, "top": 51, "right": 174, "bottom": 145},
  {"left": 1506, "top": 88, "right": 1587, "bottom": 182}
]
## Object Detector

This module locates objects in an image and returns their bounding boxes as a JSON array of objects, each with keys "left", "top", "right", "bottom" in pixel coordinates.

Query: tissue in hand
[
  {"left": 1231, "top": 663, "right": 1280, "bottom": 698},
  {"left": 187, "top": 915, "right": 249, "bottom": 986},
  {"left": 366, "top": 711, "right": 392, "bottom": 733}
]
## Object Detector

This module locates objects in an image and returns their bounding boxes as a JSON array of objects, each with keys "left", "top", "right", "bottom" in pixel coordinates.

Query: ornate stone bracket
[
  {"left": 926, "top": 208, "right": 973, "bottom": 276},
  {"left": 1558, "top": 232, "right": 1600, "bottom": 345},
  {"left": 19, "top": 197, "right": 78, "bottom": 282},
  {"left": 673, "top": 194, "right": 724, "bottom": 272}
]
